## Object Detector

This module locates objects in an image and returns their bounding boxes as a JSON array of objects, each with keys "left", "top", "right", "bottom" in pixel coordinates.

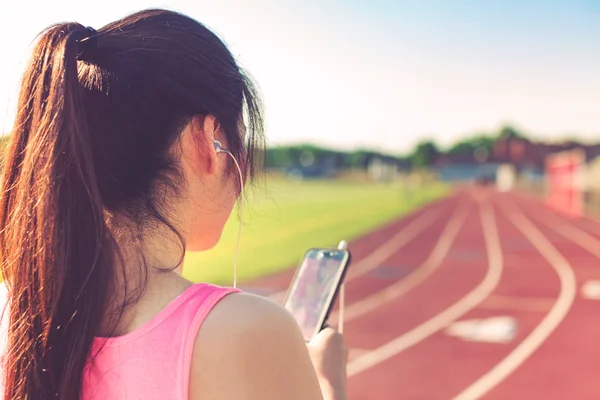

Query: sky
[{"left": 0, "top": 0, "right": 599, "bottom": 153}]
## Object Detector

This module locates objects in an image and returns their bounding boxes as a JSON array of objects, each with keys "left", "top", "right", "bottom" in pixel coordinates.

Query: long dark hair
[{"left": 0, "top": 9, "right": 264, "bottom": 400}]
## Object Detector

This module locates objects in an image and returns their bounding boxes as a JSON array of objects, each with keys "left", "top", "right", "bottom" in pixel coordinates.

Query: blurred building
[
  {"left": 492, "top": 136, "right": 600, "bottom": 168},
  {"left": 434, "top": 134, "right": 600, "bottom": 184},
  {"left": 434, "top": 151, "right": 499, "bottom": 182},
  {"left": 367, "top": 155, "right": 410, "bottom": 182}
]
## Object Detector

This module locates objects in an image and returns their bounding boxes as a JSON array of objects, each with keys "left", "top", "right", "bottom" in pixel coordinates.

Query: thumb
[{"left": 308, "top": 326, "right": 336, "bottom": 347}]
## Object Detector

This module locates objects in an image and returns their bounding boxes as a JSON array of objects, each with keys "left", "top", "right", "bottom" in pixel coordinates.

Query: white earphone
[
  {"left": 213, "top": 140, "right": 226, "bottom": 154},
  {"left": 214, "top": 140, "right": 244, "bottom": 288}
]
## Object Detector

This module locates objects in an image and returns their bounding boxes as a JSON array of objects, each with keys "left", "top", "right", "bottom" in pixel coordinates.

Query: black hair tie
[{"left": 76, "top": 26, "right": 98, "bottom": 61}]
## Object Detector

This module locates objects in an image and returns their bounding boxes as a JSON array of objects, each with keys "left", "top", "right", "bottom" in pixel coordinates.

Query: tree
[
  {"left": 345, "top": 150, "right": 371, "bottom": 169},
  {"left": 447, "top": 135, "right": 495, "bottom": 157},
  {"left": 498, "top": 126, "right": 524, "bottom": 140},
  {"left": 265, "top": 146, "right": 294, "bottom": 168},
  {"left": 410, "top": 140, "right": 439, "bottom": 168}
]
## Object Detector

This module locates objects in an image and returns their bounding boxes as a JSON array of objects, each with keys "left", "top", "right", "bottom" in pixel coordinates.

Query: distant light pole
[{"left": 474, "top": 146, "right": 490, "bottom": 181}]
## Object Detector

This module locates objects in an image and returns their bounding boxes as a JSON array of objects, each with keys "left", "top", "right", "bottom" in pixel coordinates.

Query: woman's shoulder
[
  {"left": 200, "top": 291, "right": 294, "bottom": 333},
  {"left": 195, "top": 291, "right": 304, "bottom": 354},
  {"left": 189, "top": 292, "right": 323, "bottom": 399}
]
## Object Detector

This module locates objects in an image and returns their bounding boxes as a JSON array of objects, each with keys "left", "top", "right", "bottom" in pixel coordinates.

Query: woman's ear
[{"left": 187, "top": 114, "right": 221, "bottom": 175}]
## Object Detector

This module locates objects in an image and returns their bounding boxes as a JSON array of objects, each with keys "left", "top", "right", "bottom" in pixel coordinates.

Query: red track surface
[{"left": 245, "top": 188, "right": 600, "bottom": 399}]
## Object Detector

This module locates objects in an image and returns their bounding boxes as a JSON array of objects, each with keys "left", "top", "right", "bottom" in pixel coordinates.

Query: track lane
[
  {"left": 344, "top": 190, "right": 566, "bottom": 399},
  {"left": 481, "top": 192, "right": 600, "bottom": 399}
]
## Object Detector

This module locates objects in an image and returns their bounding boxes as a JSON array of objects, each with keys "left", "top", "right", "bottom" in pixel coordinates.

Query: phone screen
[{"left": 283, "top": 249, "right": 350, "bottom": 341}]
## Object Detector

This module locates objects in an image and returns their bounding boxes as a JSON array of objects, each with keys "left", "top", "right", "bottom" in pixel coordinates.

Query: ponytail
[{"left": 0, "top": 23, "right": 112, "bottom": 399}]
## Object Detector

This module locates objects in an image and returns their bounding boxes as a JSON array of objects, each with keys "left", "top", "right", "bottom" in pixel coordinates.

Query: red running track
[{"left": 244, "top": 188, "right": 600, "bottom": 399}]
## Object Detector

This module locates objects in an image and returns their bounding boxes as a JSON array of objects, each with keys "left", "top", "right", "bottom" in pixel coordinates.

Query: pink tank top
[
  {"left": 0, "top": 283, "right": 239, "bottom": 399},
  {"left": 82, "top": 283, "right": 240, "bottom": 400}
]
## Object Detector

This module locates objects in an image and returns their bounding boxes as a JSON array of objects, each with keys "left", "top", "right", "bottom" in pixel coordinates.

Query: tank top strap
[{"left": 180, "top": 284, "right": 241, "bottom": 397}]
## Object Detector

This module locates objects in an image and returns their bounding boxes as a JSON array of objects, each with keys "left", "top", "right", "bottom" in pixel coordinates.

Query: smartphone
[{"left": 283, "top": 248, "right": 351, "bottom": 342}]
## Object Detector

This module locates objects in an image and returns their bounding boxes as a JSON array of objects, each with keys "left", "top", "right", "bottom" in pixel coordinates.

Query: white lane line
[
  {"left": 514, "top": 191, "right": 600, "bottom": 239},
  {"left": 332, "top": 203, "right": 469, "bottom": 323},
  {"left": 346, "top": 199, "right": 503, "bottom": 377},
  {"left": 267, "top": 199, "right": 452, "bottom": 302},
  {"left": 346, "top": 208, "right": 444, "bottom": 281},
  {"left": 574, "top": 218, "right": 600, "bottom": 237},
  {"left": 519, "top": 196, "right": 600, "bottom": 259},
  {"left": 452, "top": 195, "right": 576, "bottom": 400},
  {"left": 479, "top": 295, "right": 555, "bottom": 313},
  {"left": 348, "top": 348, "right": 371, "bottom": 361}
]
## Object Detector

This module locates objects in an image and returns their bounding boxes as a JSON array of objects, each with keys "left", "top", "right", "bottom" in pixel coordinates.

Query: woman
[{"left": 0, "top": 8, "right": 348, "bottom": 400}]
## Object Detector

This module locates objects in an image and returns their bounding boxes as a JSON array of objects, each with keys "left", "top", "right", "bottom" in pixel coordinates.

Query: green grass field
[{"left": 182, "top": 178, "right": 448, "bottom": 285}]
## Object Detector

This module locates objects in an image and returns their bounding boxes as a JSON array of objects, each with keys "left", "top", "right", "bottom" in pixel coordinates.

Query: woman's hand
[{"left": 307, "top": 327, "right": 349, "bottom": 400}]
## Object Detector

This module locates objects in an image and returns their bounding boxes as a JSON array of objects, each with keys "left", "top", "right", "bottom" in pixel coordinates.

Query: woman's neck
[{"left": 98, "top": 224, "right": 191, "bottom": 337}]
